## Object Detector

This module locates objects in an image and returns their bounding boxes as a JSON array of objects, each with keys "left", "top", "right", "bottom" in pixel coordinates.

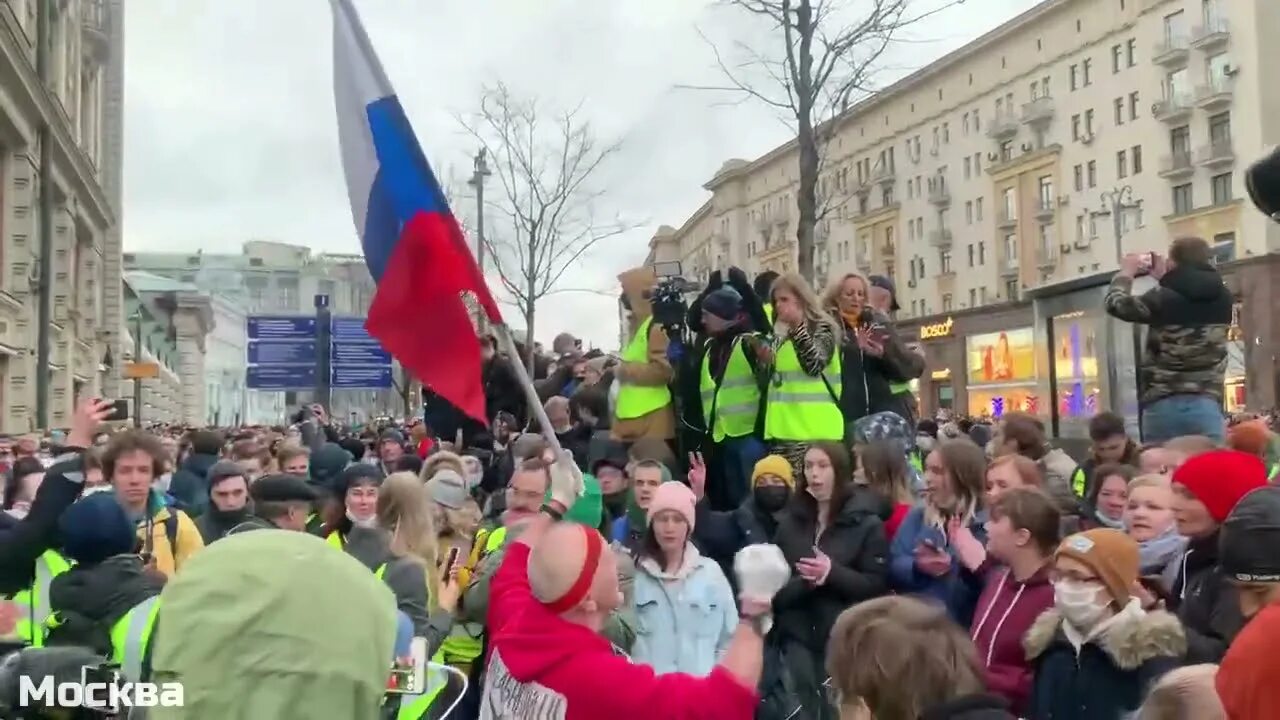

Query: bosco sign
[{"left": 920, "top": 317, "right": 954, "bottom": 341}]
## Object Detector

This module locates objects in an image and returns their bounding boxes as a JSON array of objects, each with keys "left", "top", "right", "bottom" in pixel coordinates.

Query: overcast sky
[{"left": 123, "top": 0, "right": 1038, "bottom": 349}]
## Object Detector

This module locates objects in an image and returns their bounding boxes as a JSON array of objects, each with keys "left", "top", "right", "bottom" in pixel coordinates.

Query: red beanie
[{"left": 1172, "top": 449, "right": 1268, "bottom": 523}]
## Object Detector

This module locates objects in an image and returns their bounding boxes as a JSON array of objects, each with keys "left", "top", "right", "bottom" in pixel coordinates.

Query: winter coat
[
  {"left": 130, "top": 489, "right": 204, "bottom": 578},
  {"left": 193, "top": 507, "right": 252, "bottom": 544},
  {"left": 1025, "top": 603, "right": 1185, "bottom": 720},
  {"left": 167, "top": 452, "right": 219, "bottom": 517},
  {"left": 612, "top": 266, "right": 675, "bottom": 442},
  {"left": 833, "top": 310, "right": 925, "bottom": 425},
  {"left": 968, "top": 563, "right": 1054, "bottom": 716},
  {"left": 45, "top": 555, "right": 165, "bottom": 655},
  {"left": 0, "top": 452, "right": 86, "bottom": 595},
  {"left": 632, "top": 544, "right": 737, "bottom": 677},
  {"left": 889, "top": 505, "right": 988, "bottom": 625},
  {"left": 339, "top": 525, "right": 452, "bottom": 647},
  {"left": 1103, "top": 263, "right": 1233, "bottom": 405},
  {"left": 1171, "top": 531, "right": 1246, "bottom": 663},
  {"left": 692, "top": 495, "right": 779, "bottom": 585},
  {"left": 483, "top": 356, "right": 526, "bottom": 425},
  {"left": 761, "top": 488, "right": 889, "bottom": 720}
]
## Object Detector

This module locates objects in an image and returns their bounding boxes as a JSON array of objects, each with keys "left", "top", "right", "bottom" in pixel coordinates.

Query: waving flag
[{"left": 330, "top": 0, "right": 502, "bottom": 422}]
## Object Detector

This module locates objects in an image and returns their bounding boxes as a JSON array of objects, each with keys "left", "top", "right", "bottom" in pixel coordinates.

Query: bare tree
[
  {"left": 685, "top": 0, "right": 964, "bottom": 284},
  {"left": 459, "top": 82, "right": 634, "bottom": 372},
  {"left": 389, "top": 364, "right": 415, "bottom": 417}
]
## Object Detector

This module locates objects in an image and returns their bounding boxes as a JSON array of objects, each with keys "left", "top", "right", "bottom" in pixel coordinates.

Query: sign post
[
  {"left": 315, "top": 294, "right": 332, "bottom": 414},
  {"left": 330, "top": 316, "right": 394, "bottom": 390},
  {"left": 245, "top": 316, "right": 319, "bottom": 393}
]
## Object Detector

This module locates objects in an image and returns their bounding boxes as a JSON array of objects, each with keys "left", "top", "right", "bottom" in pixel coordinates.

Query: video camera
[{"left": 649, "top": 261, "right": 692, "bottom": 356}]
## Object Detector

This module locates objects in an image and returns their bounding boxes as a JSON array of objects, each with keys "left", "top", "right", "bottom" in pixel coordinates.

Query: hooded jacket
[
  {"left": 1170, "top": 530, "right": 1246, "bottom": 663},
  {"left": 167, "top": 452, "right": 219, "bottom": 516},
  {"left": 1038, "top": 447, "right": 1083, "bottom": 518},
  {"left": 0, "top": 452, "right": 86, "bottom": 594},
  {"left": 481, "top": 542, "right": 757, "bottom": 720},
  {"left": 612, "top": 266, "right": 675, "bottom": 443},
  {"left": 131, "top": 488, "right": 204, "bottom": 578},
  {"left": 889, "top": 505, "right": 988, "bottom": 625},
  {"left": 1024, "top": 603, "right": 1185, "bottom": 720},
  {"left": 45, "top": 555, "right": 164, "bottom": 654},
  {"left": 968, "top": 563, "right": 1054, "bottom": 716},
  {"left": 832, "top": 309, "right": 924, "bottom": 424},
  {"left": 1103, "top": 262, "right": 1232, "bottom": 405}
]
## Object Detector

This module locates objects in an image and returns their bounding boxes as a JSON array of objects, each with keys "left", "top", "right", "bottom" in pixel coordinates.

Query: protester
[
  {"left": 1123, "top": 474, "right": 1184, "bottom": 597},
  {"left": 225, "top": 474, "right": 317, "bottom": 534},
  {"left": 277, "top": 444, "right": 310, "bottom": 475},
  {"left": 690, "top": 453, "right": 788, "bottom": 588},
  {"left": 613, "top": 265, "right": 675, "bottom": 444},
  {"left": 1071, "top": 411, "right": 1140, "bottom": 498},
  {"left": 991, "top": 412, "right": 1079, "bottom": 517},
  {"left": 375, "top": 471, "right": 459, "bottom": 644},
  {"left": 103, "top": 430, "right": 204, "bottom": 577},
  {"left": 855, "top": 442, "right": 914, "bottom": 541},
  {"left": 193, "top": 461, "right": 251, "bottom": 543},
  {"left": 1105, "top": 237, "right": 1233, "bottom": 443},
  {"left": 1085, "top": 463, "right": 1133, "bottom": 530},
  {"left": 168, "top": 430, "right": 223, "bottom": 514},
  {"left": 1135, "top": 664, "right": 1226, "bottom": 720},
  {"left": 2, "top": 458, "right": 45, "bottom": 520},
  {"left": 610, "top": 458, "right": 668, "bottom": 551},
  {"left": 984, "top": 454, "right": 1043, "bottom": 506},
  {"left": 321, "top": 463, "right": 383, "bottom": 553}
]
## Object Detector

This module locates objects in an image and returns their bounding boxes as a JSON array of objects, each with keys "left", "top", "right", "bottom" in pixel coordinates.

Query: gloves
[
  {"left": 734, "top": 544, "right": 791, "bottom": 633},
  {"left": 548, "top": 450, "right": 584, "bottom": 511}
]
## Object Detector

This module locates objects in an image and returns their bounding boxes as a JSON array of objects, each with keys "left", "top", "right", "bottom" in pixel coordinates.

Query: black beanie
[{"left": 1220, "top": 486, "right": 1280, "bottom": 583}]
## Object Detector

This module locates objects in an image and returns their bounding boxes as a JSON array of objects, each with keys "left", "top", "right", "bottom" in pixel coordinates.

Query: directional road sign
[
  {"left": 329, "top": 316, "right": 394, "bottom": 389},
  {"left": 332, "top": 365, "right": 394, "bottom": 389},
  {"left": 248, "top": 340, "right": 318, "bottom": 365},
  {"left": 247, "top": 316, "right": 316, "bottom": 340},
  {"left": 246, "top": 315, "right": 319, "bottom": 391},
  {"left": 247, "top": 365, "right": 317, "bottom": 390}
]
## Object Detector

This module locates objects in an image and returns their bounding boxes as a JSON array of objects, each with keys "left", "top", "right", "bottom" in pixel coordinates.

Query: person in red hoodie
[
  {"left": 482, "top": 451, "right": 770, "bottom": 720},
  {"left": 950, "top": 487, "right": 1060, "bottom": 715}
]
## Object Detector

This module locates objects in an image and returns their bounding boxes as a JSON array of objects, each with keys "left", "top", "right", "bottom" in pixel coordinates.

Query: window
[
  {"left": 1082, "top": 58, "right": 1093, "bottom": 86},
  {"left": 1170, "top": 125, "right": 1191, "bottom": 155},
  {"left": 1074, "top": 164, "right": 1083, "bottom": 191},
  {"left": 1038, "top": 223, "right": 1053, "bottom": 257},
  {"left": 1087, "top": 160, "right": 1097, "bottom": 188},
  {"left": 1172, "top": 183, "right": 1193, "bottom": 214},
  {"left": 999, "top": 140, "right": 1013, "bottom": 162},
  {"left": 1128, "top": 92, "right": 1139, "bottom": 120},
  {"left": 1117, "top": 149, "right": 1128, "bottom": 178},
  {"left": 909, "top": 256, "right": 917, "bottom": 282},
  {"left": 963, "top": 156, "right": 971, "bottom": 179},
  {"left": 1042, "top": 76, "right": 1050, "bottom": 95},
  {"left": 974, "top": 153, "right": 982, "bottom": 174},
  {"left": 942, "top": 123, "right": 950, "bottom": 143},
  {"left": 1207, "top": 52, "right": 1230, "bottom": 88},
  {"left": 969, "top": 288, "right": 977, "bottom": 307},
  {"left": 1038, "top": 176, "right": 1053, "bottom": 209},
  {"left": 1167, "top": 68, "right": 1190, "bottom": 103},
  {"left": 1208, "top": 112, "right": 1231, "bottom": 144},
  {"left": 1126, "top": 38, "right": 1137, "bottom": 66},
  {"left": 942, "top": 294, "right": 953, "bottom": 312},
  {"left": 1005, "top": 278, "right": 1019, "bottom": 301},
  {"left": 1072, "top": 114, "right": 1081, "bottom": 140},
  {"left": 1085, "top": 109, "right": 1094, "bottom": 135},
  {"left": 1211, "top": 173, "right": 1233, "bottom": 204},
  {"left": 1111, "top": 44, "right": 1122, "bottom": 73},
  {"left": 1132, "top": 145, "right": 1143, "bottom": 174},
  {"left": 968, "top": 243, "right": 975, "bottom": 266},
  {"left": 976, "top": 197, "right": 984, "bottom": 221},
  {"left": 1030, "top": 80, "right": 1039, "bottom": 99},
  {"left": 1069, "top": 64, "right": 1079, "bottom": 91},
  {"left": 1114, "top": 98, "right": 1125, "bottom": 125},
  {"left": 940, "top": 249, "right": 952, "bottom": 273},
  {"left": 1002, "top": 187, "right": 1016, "bottom": 221},
  {"left": 962, "top": 112, "right": 969, "bottom": 134},
  {"left": 1003, "top": 233, "right": 1018, "bottom": 262},
  {"left": 1212, "top": 232, "right": 1236, "bottom": 264},
  {"left": 965, "top": 200, "right": 973, "bottom": 224},
  {"left": 1163, "top": 10, "right": 1186, "bottom": 43},
  {"left": 1076, "top": 214, "right": 1087, "bottom": 243},
  {"left": 973, "top": 109, "right": 981, "bottom": 131}
]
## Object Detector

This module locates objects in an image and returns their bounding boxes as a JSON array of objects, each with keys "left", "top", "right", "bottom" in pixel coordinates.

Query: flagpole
[{"left": 493, "top": 324, "right": 563, "bottom": 453}]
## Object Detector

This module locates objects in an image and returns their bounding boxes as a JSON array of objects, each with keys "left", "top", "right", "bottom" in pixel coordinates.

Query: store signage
[{"left": 920, "top": 317, "right": 954, "bottom": 340}]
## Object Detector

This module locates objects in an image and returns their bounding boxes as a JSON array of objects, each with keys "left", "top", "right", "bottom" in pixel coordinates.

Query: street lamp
[
  {"left": 1097, "top": 185, "right": 1141, "bottom": 262},
  {"left": 467, "top": 148, "right": 492, "bottom": 272}
]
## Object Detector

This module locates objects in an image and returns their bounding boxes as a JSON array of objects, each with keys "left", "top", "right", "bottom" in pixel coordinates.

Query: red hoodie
[
  {"left": 968, "top": 562, "right": 1054, "bottom": 716},
  {"left": 483, "top": 542, "right": 758, "bottom": 720}
]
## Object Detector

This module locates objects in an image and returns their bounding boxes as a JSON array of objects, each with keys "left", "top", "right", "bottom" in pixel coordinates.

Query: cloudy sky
[{"left": 123, "top": 0, "right": 1039, "bottom": 349}]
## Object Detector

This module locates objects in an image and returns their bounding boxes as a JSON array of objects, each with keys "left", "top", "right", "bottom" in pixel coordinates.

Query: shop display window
[
  {"left": 966, "top": 327, "right": 1038, "bottom": 419},
  {"left": 1051, "top": 313, "right": 1100, "bottom": 420}
]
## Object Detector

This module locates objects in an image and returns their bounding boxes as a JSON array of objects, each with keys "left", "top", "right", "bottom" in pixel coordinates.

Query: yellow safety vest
[
  {"left": 763, "top": 303, "right": 774, "bottom": 323},
  {"left": 10, "top": 550, "right": 73, "bottom": 647},
  {"left": 700, "top": 336, "right": 762, "bottom": 442},
  {"left": 109, "top": 595, "right": 161, "bottom": 682},
  {"left": 764, "top": 338, "right": 843, "bottom": 442},
  {"left": 1072, "top": 467, "right": 1087, "bottom": 497},
  {"left": 615, "top": 317, "right": 672, "bottom": 420},
  {"left": 889, "top": 380, "right": 911, "bottom": 396},
  {"left": 326, "top": 531, "right": 345, "bottom": 550},
  {"left": 372, "top": 564, "right": 450, "bottom": 719}
]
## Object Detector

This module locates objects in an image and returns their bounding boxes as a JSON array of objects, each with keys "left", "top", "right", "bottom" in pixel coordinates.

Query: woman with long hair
[
  {"left": 631, "top": 482, "right": 737, "bottom": 676},
  {"left": 761, "top": 273, "right": 843, "bottom": 477},
  {"left": 888, "top": 440, "right": 989, "bottom": 624},
  {"left": 762, "top": 440, "right": 889, "bottom": 720},
  {"left": 823, "top": 272, "right": 925, "bottom": 428},
  {"left": 857, "top": 442, "right": 914, "bottom": 542},
  {"left": 375, "top": 472, "right": 460, "bottom": 642}
]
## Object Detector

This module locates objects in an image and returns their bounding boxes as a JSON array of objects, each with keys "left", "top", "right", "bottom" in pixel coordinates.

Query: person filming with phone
[{"left": 1104, "top": 237, "right": 1232, "bottom": 444}]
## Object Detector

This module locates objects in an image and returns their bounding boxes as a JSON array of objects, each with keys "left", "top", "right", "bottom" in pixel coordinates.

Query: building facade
[
  {"left": 122, "top": 272, "right": 213, "bottom": 426},
  {"left": 655, "top": 0, "right": 1279, "bottom": 433},
  {"left": 125, "top": 241, "right": 400, "bottom": 421},
  {"left": 0, "top": 0, "right": 124, "bottom": 432}
]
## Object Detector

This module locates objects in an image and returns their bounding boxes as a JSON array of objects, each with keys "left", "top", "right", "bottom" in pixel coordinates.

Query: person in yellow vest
[
  {"left": 612, "top": 266, "right": 675, "bottom": 443},
  {"left": 43, "top": 492, "right": 163, "bottom": 662},
  {"left": 759, "top": 272, "right": 845, "bottom": 477},
  {"left": 102, "top": 431, "right": 204, "bottom": 577},
  {"left": 692, "top": 282, "right": 771, "bottom": 510}
]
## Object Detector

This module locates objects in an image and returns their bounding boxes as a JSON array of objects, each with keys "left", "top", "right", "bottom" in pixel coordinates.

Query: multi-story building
[
  {"left": 120, "top": 274, "right": 207, "bottom": 426},
  {"left": 654, "top": 0, "right": 1280, "bottom": 431},
  {"left": 0, "top": 0, "right": 124, "bottom": 432},
  {"left": 125, "top": 241, "right": 399, "bottom": 420}
]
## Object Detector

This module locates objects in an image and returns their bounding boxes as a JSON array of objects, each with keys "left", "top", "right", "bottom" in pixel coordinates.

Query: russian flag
[{"left": 330, "top": 0, "right": 502, "bottom": 423}]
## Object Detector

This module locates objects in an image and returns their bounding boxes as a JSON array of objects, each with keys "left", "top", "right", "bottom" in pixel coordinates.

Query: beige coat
[{"left": 611, "top": 266, "right": 675, "bottom": 442}]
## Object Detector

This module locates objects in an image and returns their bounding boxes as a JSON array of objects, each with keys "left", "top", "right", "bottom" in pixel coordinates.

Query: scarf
[
  {"left": 1136, "top": 525, "right": 1186, "bottom": 577},
  {"left": 1093, "top": 508, "right": 1125, "bottom": 530},
  {"left": 839, "top": 310, "right": 862, "bottom": 330}
]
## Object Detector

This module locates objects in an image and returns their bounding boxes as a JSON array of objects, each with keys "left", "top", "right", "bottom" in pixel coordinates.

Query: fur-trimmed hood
[
  {"left": 1023, "top": 606, "right": 1186, "bottom": 670},
  {"left": 420, "top": 450, "right": 465, "bottom": 481}
]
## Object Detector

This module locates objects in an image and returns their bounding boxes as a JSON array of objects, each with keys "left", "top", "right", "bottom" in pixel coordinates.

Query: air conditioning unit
[
  {"left": 908, "top": 279, "right": 918, "bottom": 288},
  {"left": 1080, "top": 132, "right": 1096, "bottom": 145},
  {"left": 1224, "top": 62, "right": 1239, "bottom": 76},
  {"left": 1060, "top": 243, "right": 1073, "bottom": 254}
]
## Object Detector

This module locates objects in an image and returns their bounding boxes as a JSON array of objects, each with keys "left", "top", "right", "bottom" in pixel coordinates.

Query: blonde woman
[
  {"left": 376, "top": 472, "right": 460, "bottom": 649},
  {"left": 823, "top": 271, "right": 925, "bottom": 428},
  {"left": 760, "top": 272, "right": 843, "bottom": 476},
  {"left": 422, "top": 466, "right": 488, "bottom": 674}
]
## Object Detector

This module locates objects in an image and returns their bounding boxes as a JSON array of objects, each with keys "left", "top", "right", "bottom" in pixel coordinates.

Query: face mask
[
  {"left": 754, "top": 486, "right": 790, "bottom": 513},
  {"left": 346, "top": 509, "right": 378, "bottom": 529},
  {"left": 1054, "top": 579, "right": 1108, "bottom": 629}
]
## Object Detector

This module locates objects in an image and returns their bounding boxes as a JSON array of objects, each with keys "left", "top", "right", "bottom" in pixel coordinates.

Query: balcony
[
  {"left": 1191, "top": 17, "right": 1230, "bottom": 50},
  {"left": 855, "top": 253, "right": 872, "bottom": 272},
  {"left": 1195, "top": 77, "right": 1234, "bottom": 111},
  {"left": 1021, "top": 97, "right": 1055, "bottom": 126},
  {"left": 1158, "top": 151, "right": 1195, "bottom": 179},
  {"left": 81, "top": 0, "right": 109, "bottom": 61},
  {"left": 869, "top": 165, "right": 895, "bottom": 186},
  {"left": 997, "top": 209, "right": 1018, "bottom": 230},
  {"left": 927, "top": 228, "right": 953, "bottom": 248},
  {"left": 999, "top": 258, "right": 1019, "bottom": 278},
  {"left": 927, "top": 182, "right": 951, "bottom": 207},
  {"left": 986, "top": 112, "right": 1019, "bottom": 140},
  {"left": 1034, "top": 199, "right": 1056, "bottom": 221},
  {"left": 1152, "top": 35, "right": 1190, "bottom": 66},
  {"left": 1195, "top": 141, "right": 1235, "bottom": 168},
  {"left": 1153, "top": 94, "right": 1194, "bottom": 124}
]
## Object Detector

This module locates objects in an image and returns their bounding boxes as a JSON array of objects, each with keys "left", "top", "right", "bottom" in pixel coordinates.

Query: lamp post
[
  {"left": 132, "top": 311, "right": 143, "bottom": 428},
  {"left": 468, "top": 148, "right": 492, "bottom": 272}
]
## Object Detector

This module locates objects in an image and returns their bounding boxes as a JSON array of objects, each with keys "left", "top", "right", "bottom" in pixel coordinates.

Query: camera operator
[
  {"left": 687, "top": 269, "right": 771, "bottom": 511},
  {"left": 612, "top": 266, "right": 675, "bottom": 445},
  {"left": 1104, "top": 237, "right": 1232, "bottom": 443}
]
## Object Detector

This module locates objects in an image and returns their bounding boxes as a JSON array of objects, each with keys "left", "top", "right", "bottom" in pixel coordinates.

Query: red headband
[{"left": 542, "top": 525, "right": 604, "bottom": 615}]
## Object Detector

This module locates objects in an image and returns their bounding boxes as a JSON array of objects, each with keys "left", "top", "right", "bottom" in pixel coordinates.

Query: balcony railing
[
  {"left": 1021, "top": 97, "right": 1055, "bottom": 125},
  {"left": 1195, "top": 76, "right": 1234, "bottom": 109},
  {"left": 1153, "top": 94, "right": 1194, "bottom": 123},
  {"left": 997, "top": 209, "right": 1018, "bottom": 229},
  {"left": 927, "top": 228, "right": 953, "bottom": 247},
  {"left": 1034, "top": 199, "right": 1056, "bottom": 220},
  {"left": 1158, "top": 151, "right": 1195, "bottom": 178},
  {"left": 1000, "top": 257, "right": 1019, "bottom": 277},
  {"left": 927, "top": 182, "right": 951, "bottom": 206},
  {"left": 869, "top": 165, "right": 895, "bottom": 185},
  {"left": 1191, "top": 17, "right": 1230, "bottom": 49},
  {"left": 1152, "top": 34, "right": 1191, "bottom": 66},
  {"left": 986, "top": 112, "right": 1019, "bottom": 140},
  {"left": 1195, "top": 141, "right": 1235, "bottom": 167}
]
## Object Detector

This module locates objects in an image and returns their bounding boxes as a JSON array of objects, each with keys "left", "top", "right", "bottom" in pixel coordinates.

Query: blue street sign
[
  {"left": 331, "top": 365, "right": 393, "bottom": 389},
  {"left": 331, "top": 342, "right": 391, "bottom": 365},
  {"left": 246, "top": 365, "right": 316, "bottom": 390},
  {"left": 247, "top": 316, "right": 317, "bottom": 340},
  {"left": 331, "top": 316, "right": 373, "bottom": 341},
  {"left": 248, "top": 340, "right": 317, "bottom": 365}
]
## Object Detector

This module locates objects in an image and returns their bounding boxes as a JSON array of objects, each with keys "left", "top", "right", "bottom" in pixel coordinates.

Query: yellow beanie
[{"left": 753, "top": 455, "right": 794, "bottom": 488}]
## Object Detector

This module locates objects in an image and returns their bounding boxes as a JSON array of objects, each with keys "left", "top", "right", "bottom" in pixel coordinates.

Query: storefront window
[
  {"left": 1225, "top": 303, "right": 1245, "bottom": 412},
  {"left": 966, "top": 327, "right": 1038, "bottom": 418},
  {"left": 1052, "top": 312, "right": 1101, "bottom": 421}
]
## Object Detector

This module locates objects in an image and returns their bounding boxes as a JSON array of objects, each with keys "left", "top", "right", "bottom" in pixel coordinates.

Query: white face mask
[
  {"left": 346, "top": 509, "right": 378, "bottom": 529},
  {"left": 1054, "top": 579, "right": 1108, "bottom": 630}
]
